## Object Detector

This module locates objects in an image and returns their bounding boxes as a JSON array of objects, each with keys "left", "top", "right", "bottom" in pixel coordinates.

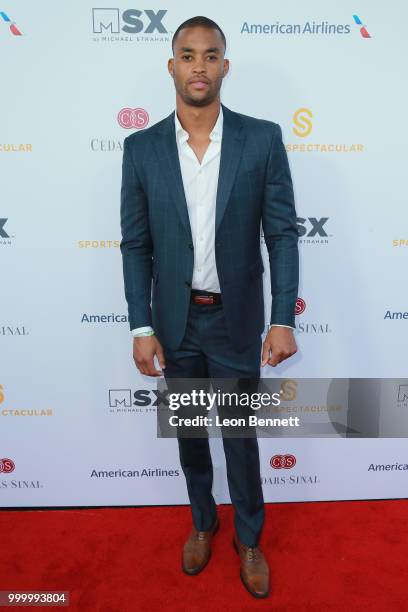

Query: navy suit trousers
[{"left": 162, "top": 299, "right": 265, "bottom": 547}]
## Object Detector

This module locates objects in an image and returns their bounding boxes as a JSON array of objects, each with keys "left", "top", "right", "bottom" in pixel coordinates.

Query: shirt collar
[{"left": 174, "top": 106, "right": 223, "bottom": 145}]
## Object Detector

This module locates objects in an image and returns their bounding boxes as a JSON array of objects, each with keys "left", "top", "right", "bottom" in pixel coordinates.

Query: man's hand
[
  {"left": 261, "top": 327, "right": 297, "bottom": 367},
  {"left": 133, "top": 335, "right": 166, "bottom": 377}
]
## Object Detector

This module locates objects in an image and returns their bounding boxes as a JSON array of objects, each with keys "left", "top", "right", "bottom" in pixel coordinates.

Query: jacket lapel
[
  {"left": 153, "top": 104, "right": 245, "bottom": 240},
  {"left": 153, "top": 111, "right": 193, "bottom": 242},
  {"left": 215, "top": 104, "right": 245, "bottom": 235}
]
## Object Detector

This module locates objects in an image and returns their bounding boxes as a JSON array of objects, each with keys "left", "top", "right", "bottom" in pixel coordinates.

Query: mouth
[{"left": 189, "top": 80, "right": 209, "bottom": 90}]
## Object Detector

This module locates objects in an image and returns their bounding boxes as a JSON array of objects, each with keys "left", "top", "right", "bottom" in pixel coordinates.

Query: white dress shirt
[
  {"left": 176, "top": 105, "right": 222, "bottom": 293},
  {"left": 131, "top": 107, "right": 293, "bottom": 336}
]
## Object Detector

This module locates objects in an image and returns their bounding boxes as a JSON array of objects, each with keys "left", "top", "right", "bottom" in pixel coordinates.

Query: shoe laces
[{"left": 246, "top": 546, "right": 259, "bottom": 561}]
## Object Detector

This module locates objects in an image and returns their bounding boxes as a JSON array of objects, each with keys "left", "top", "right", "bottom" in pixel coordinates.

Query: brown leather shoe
[
  {"left": 233, "top": 533, "right": 270, "bottom": 598},
  {"left": 182, "top": 517, "right": 219, "bottom": 575}
]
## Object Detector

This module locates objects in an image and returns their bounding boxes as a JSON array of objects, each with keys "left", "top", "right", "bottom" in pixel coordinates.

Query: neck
[{"left": 175, "top": 96, "right": 221, "bottom": 136}]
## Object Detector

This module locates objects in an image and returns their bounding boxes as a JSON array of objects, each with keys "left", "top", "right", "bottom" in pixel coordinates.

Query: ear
[
  {"left": 168, "top": 58, "right": 174, "bottom": 77},
  {"left": 223, "top": 58, "right": 230, "bottom": 77}
]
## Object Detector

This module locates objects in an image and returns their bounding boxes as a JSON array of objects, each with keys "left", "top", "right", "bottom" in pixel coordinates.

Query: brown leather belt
[{"left": 191, "top": 289, "right": 222, "bottom": 305}]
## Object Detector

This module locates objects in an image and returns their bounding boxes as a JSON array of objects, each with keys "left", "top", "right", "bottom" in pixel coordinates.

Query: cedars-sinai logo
[
  {"left": 270, "top": 454, "right": 296, "bottom": 469},
  {"left": 295, "top": 298, "right": 306, "bottom": 316},
  {"left": 117, "top": 108, "right": 149, "bottom": 129},
  {"left": 0, "top": 458, "right": 15, "bottom": 473}
]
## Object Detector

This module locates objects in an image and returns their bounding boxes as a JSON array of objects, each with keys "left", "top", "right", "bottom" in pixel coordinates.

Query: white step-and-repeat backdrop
[{"left": 1, "top": 1, "right": 407, "bottom": 506}]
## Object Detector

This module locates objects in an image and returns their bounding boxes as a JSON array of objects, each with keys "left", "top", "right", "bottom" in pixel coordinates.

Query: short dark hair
[{"left": 172, "top": 16, "right": 226, "bottom": 53}]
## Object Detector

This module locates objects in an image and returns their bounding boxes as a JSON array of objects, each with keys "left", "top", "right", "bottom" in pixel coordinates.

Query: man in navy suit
[{"left": 120, "top": 16, "right": 299, "bottom": 598}]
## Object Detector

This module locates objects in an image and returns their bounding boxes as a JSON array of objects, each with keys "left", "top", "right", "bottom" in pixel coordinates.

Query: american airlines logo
[{"left": 0, "top": 11, "right": 22, "bottom": 36}]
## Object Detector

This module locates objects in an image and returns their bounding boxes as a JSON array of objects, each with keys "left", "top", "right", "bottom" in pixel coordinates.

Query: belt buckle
[{"left": 194, "top": 294, "right": 214, "bottom": 305}]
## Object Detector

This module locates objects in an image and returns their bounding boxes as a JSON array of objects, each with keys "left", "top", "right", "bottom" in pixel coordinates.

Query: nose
[{"left": 192, "top": 57, "right": 206, "bottom": 73}]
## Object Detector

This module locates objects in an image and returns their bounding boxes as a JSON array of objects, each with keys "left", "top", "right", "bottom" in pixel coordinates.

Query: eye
[
  {"left": 207, "top": 55, "right": 217, "bottom": 60},
  {"left": 182, "top": 54, "right": 192, "bottom": 60}
]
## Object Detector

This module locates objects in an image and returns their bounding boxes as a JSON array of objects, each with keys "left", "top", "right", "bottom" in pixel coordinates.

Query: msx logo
[
  {"left": 297, "top": 217, "right": 329, "bottom": 237},
  {"left": 0, "top": 218, "right": 10, "bottom": 238},
  {"left": 92, "top": 8, "right": 167, "bottom": 34},
  {"left": 109, "top": 389, "right": 132, "bottom": 407}
]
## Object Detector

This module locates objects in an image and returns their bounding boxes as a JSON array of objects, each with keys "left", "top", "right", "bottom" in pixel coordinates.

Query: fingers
[
  {"left": 156, "top": 344, "right": 166, "bottom": 371},
  {"left": 261, "top": 340, "right": 271, "bottom": 367},
  {"left": 268, "top": 355, "right": 281, "bottom": 367},
  {"left": 133, "top": 337, "right": 166, "bottom": 377},
  {"left": 134, "top": 355, "right": 160, "bottom": 376},
  {"left": 262, "top": 343, "right": 297, "bottom": 367}
]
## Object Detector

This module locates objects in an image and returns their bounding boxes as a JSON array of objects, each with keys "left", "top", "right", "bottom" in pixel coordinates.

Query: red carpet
[{"left": 1, "top": 500, "right": 407, "bottom": 611}]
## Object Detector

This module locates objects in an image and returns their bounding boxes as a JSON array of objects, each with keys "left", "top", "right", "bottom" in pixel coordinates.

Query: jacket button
[
  {"left": 188, "top": 243, "right": 194, "bottom": 250},
  {"left": 185, "top": 281, "right": 191, "bottom": 287}
]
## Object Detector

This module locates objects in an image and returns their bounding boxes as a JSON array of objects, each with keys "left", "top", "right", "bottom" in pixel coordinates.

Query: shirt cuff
[
  {"left": 131, "top": 326, "right": 155, "bottom": 337},
  {"left": 270, "top": 324, "right": 295, "bottom": 330}
]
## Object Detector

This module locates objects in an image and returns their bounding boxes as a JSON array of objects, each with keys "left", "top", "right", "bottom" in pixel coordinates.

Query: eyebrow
[{"left": 179, "top": 47, "right": 220, "bottom": 53}]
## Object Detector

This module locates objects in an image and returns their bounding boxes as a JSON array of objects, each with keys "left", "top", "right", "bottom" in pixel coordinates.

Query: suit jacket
[{"left": 120, "top": 103, "right": 299, "bottom": 353}]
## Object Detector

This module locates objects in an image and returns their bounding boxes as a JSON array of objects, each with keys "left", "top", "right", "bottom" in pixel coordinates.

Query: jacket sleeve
[
  {"left": 261, "top": 123, "right": 299, "bottom": 328},
  {"left": 120, "top": 136, "right": 153, "bottom": 330}
]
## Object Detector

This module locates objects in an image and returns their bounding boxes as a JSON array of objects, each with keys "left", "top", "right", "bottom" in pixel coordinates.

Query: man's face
[{"left": 168, "top": 26, "right": 229, "bottom": 107}]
